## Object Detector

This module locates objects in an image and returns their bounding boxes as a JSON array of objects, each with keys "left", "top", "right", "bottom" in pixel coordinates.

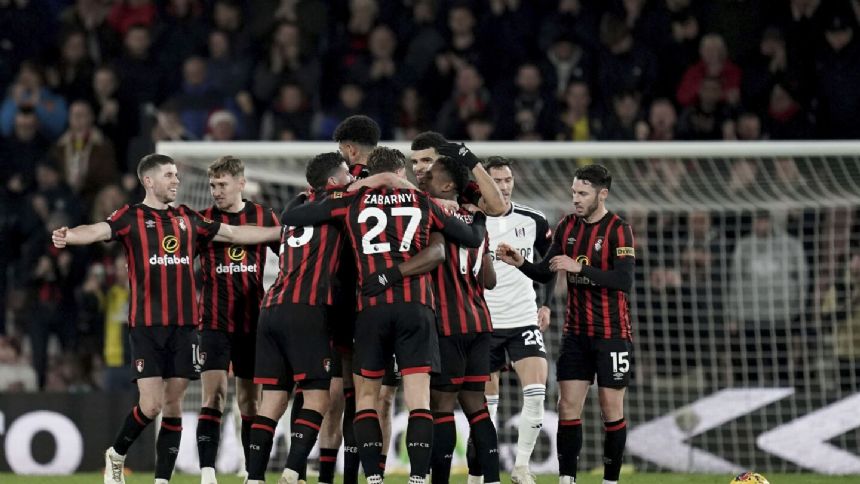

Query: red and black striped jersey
[
  {"left": 540, "top": 212, "right": 635, "bottom": 340},
  {"left": 262, "top": 191, "right": 345, "bottom": 308},
  {"left": 433, "top": 207, "right": 493, "bottom": 336},
  {"left": 106, "top": 203, "right": 221, "bottom": 328},
  {"left": 281, "top": 186, "right": 486, "bottom": 311},
  {"left": 197, "top": 201, "right": 280, "bottom": 333}
]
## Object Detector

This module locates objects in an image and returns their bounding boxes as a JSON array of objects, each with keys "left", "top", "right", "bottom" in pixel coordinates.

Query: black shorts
[
  {"left": 382, "top": 356, "right": 401, "bottom": 387},
  {"left": 353, "top": 303, "right": 439, "bottom": 378},
  {"left": 327, "top": 303, "right": 356, "bottom": 354},
  {"left": 489, "top": 325, "right": 547, "bottom": 372},
  {"left": 432, "top": 332, "right": 491, "bottom": 392},
  {"left": 557, "top": 332, "right": 633, "bottom": 388},
  {"left": 198, "top": 329, "right": 256, "bottom": 380},
  {"left": 255, "top": 303, "right": 333, "bottom": 391},
  {"left": 130, "top": 325, "right": 198, "bottom": 381}
]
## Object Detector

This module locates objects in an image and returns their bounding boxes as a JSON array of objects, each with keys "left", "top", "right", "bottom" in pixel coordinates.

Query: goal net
[{"left": 158, "top": 140, "right": 860, "bottom": 476}]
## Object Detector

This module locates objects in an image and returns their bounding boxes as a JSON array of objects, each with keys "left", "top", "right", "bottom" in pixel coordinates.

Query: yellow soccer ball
[{"left": 730, "top": 472, "right": 770, "bottom": 484}]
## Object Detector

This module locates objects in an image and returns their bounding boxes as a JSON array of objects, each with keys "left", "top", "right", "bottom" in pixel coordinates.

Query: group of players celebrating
[{"left": 52, "top": 115, "right": 636, "bottom": 484}]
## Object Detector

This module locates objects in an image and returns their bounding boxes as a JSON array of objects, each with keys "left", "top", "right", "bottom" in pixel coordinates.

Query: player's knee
[
  {"left": 204, "top": 387, "right": 227, "bottom": 410},
  {"left": 139, "top": 400, "right": 162, "bottom": 418},
  {"left": 521, "top": 384, "right": 546, "bottom": 423},
  {"left": 457, "top": 391, "right": 485, "bottom": 415}
]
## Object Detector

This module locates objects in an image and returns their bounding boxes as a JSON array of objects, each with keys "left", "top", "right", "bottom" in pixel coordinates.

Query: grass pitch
[{"left": 1, "top": 473, "right": 857, "bottom": 483}]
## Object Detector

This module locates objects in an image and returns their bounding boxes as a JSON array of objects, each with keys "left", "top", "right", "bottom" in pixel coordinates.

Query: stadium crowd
[{"left": 1, "top": 0, "right": 860, "bottom": 393}]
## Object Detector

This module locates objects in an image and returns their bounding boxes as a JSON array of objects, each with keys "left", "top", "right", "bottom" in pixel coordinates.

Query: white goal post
[{"left": 157, "top": 140, "right": 860, "bottom": 476}]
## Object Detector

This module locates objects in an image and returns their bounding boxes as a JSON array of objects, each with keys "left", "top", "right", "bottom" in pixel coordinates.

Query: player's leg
[
  {"left": 246, "top": 388, "right": 291, "bottom": 484},
  {"left": 104, "top": 375, "right": 163, "bottom": 484},
  {"left": 459, "top": 333, "right": 499, "bottom": 484},
  {"left": 378, "top": 361, "right": 400, "bottom": 475},
  {"left": 394, "top": 303, "right": 439, "bottom": 484},
  {"left": 280, "top": 304, "right": 333, "bottom": 484},
  {"left": 197, "top": 330, "right": 231, "bottom": 483},
  {"left": 235, "top": 376, "right": 259, "bottom": 473},
  {"left": 509, "top": 327, "right": 548, "bottom": 483},
  {"left": 429, "top": 388, "right": 458, "bottom": 484},
  {"left": 351, "top": 306, "right": 390, "bottom": 481},
  {"left": 156, "top": 376, "right": 191, "bottom": 483},
  {"left": 556, "top": 333, "right": 597, "bottom": 484},
  {"left": 594, "top": 338, "right": 633, "bottom": 484},
  {"left": 318, "top": 374, "right": 344, "bottom": 484},
  {"left": 329, "top": 305, "right": 360, "bottom": 484},
  {"left": 247, "top": 304, "right": 293, "bottom": 484},
  {"left": 341, "top": 354, "right": 360, "bottom": 484},
  {"left": 485, "top": 329, "right": 508, "bottom": 422}
]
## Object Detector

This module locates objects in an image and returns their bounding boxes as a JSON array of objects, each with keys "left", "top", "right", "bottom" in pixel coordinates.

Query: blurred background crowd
[{"left": 1, "top": 0, "right": 859, "bottom": 393}]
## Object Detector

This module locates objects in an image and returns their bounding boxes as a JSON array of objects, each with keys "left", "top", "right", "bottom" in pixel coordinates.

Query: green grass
[{"left": 1, "top": 473, "right": 857, "bottom": 484}]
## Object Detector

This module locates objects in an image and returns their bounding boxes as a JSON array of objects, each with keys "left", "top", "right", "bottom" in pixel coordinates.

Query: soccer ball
[{"left": 730, "top": 472, "right": 770, "bottom": 484}]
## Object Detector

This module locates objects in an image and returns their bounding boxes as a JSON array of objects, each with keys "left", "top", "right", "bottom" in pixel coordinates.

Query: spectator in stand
[
  {"left": 114, "top": 24, "right": 164, "bottom": 109},
  {"left": 251, "top": 21, "right": 321, "bottom": 108},
  {"left": 600, "top": 89, "right": 643, "bottom": 141},
  {"left": 88, "top": 65, "right": 138, "bottom": 172},
  {"left": 555, "top": 80, "right": 602, "bottom": 141},
  {"left": 677, "top": 33, "right": 742, "bottom": 108},
  {"left": 151, "top": 0, "right": 208, "bottom": 92},
  {"left": 204, "top": 109, "right": 239, "bottom": 141},
  {"left": 260, "top": 82, "right": 312, "bottom": 140},
  {"left": 324, "top": 0, "right": 379, "bottom": 101},
  {"left": 206, "top": 29, "right": 252, "bottom": 98},
  {"left": 638, "top": 98, "right": 678, "bottom": 141},
  {"left": 596, "top": 12, "right": 658, "bottom": 110},
  {"left": 211, "top": 0, "right": 252, "bottom": 59},
  {"left": 540, "top": 33, "right": 594, "bottom": 101},
  {"left": 0, "top": 336, "right": 38, "bottom": 391},
  {"left": 499, "top": 63, "right": 556, "bottom": 140},
  {"left": 742, "top": 26, "right": 790, "bottom": 112},
  {"left": 427, "top": 2, "right": 483, "bottom": 107},
  {"left": 0, "top": 107, "right": 50, "bottom": 195},
  {"left": 400, "top": 0, "right": 446, "bottom": 92},
  {"left": 677, "top": 76, "right": 735, "bottom": 140},
  {"left": 765, "top": 82, "right": 813, "bottom": 139},
  {"left": 170, "top": 56, "right": 227, "bottom": 139},
  {"left": 313, "top": 81, "right": 368, "bottom": 140},
  {"left": 107, "top": 0, "right": 157, "bottom": 37},
  {"left": 656, "top": 0, "right": 701, "bottom": 98},
  {"left": 126, "top": 102, "right": 195, "bottom": 167},
  {"left": 0, "top": 61, "right": 68, "bottom": 140},
  {"left": 814, "top": 12, "right": 860, "bottom": 139},
  {"left": 45, "top": 29, "right": 95, "bottom": 102},
  {"left": 436, "top": 64, "right": 493, "bottom": 140},
  {"left": 393, "top": 86, "right": 431, "bottom": 141},
  {"left": 465, "top": 113, "right": 495, "bottom": 141},
  {"left": 50, "top": 100, "right": 118, "bottom": 208},
  {"left": 102, "top": 251, "right": 134, "bottom": 391},
  {"left": 58, "top": 0, "right": 118, "bottom": 64},
  {"left": 538, "top": 0, "right": 601, "bottom": 53},
  {"left": 735, "top": 112, "right": 764, "bottom": 140}
]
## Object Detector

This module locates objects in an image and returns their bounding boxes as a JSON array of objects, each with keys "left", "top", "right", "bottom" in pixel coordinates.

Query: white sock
[
  {"left": 155, "top": 479, "right": 169, "bottom": 484},
  {"left": 515, "top": 384, "right": 546, "bottom": 467},
  {"left": 200, "top": 467, "right": 216, "bottom": 482},
  {"left": 486, "top": 394, "right": 500, "bottom": 422},
  {"left": 602, "top": 480, "right": 618, "bottom": 484}
]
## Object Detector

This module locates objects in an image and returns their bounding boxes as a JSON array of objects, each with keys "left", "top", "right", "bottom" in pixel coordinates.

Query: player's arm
[
  {"left": 533, "top": 215, "right": 556, "bottom": 326},
  {"left": 280, "top": 194, "right": 345, "bottom": 227},
  {"left": 437, "top": 142, "right": 505, "bottom": 216},
  {"left": 557, "top": 223, "right": 635, "bottom": 293},
  {"left": 431, "top": 203, "right": 486, "bottom": 248},
  {"left": 479, "top": 252, "right": 496, "bottom": 289},
  {"left": 361, "top": 232, "right": 446, "bottom": 297},
  {"left": 497, "top": 241, "right": 560, "bottom": 283},
  {"left": 52, "top": 222, "right": 112, "bottom": 247},
  {"left": 214, "top": 223, "right": 282, "bottom": 244},
  {"left": 347, "top": 172, "right": 418, "bottom": 191}
]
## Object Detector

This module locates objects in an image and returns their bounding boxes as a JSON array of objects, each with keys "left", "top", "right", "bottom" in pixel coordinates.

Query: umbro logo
[
  {"left": 458, "top": 146, "right": 468, "bottom": 156},
  {"left": 378, "top": 274, "right": 388, "bottom": 286},
  {"left": 145, "top": 220, "right": 156, "bottom": 229},
  {"left": 567, "top": 237, "right": 576, "bottom": 244}
]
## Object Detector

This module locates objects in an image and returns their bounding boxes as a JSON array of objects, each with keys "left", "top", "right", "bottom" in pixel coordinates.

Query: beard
[{"left": 578, "top": 197, "right": 599, "bottom": 219}]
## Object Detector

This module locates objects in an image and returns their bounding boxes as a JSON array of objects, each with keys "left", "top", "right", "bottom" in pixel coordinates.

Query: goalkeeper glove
[
  {"left": 362, "top": 266, "right": 403, "bottom": 297},
  {"left": 438, "top": 142, "right": 480, "bottom": 169}
]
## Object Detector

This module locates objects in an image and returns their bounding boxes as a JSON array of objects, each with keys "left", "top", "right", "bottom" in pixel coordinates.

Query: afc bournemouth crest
[
  {"left": 594, "top": 237, "right": 603, "bottom": 252},
  {"left": 178, "top": 218, "right": 187, "bottom": 231},
  {"left": 135, "top": 359, "right": 145, "bottom": 373},
  {"left": 198, "top": 352, "right": 207, "bottom": 366},
  {"left": 323, "top": 358, "right": 332, "bottom": 373}
]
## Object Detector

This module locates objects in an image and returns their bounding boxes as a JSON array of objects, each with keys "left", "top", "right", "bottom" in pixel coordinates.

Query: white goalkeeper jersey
[{"left": 484, "top": 202, "right": 552, "bottom": 329}]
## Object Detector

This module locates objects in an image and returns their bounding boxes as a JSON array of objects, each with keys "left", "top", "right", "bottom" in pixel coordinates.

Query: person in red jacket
[{"left": 676, "top": 33, "right": 742, "bottom": 107}]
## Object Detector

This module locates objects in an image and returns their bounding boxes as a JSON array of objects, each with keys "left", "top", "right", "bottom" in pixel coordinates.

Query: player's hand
[
  {"left": 434, "top": 197, "right": 459, "bottom": 215},
  {"left": 361, "top": 266, "right": 404, "bottom": 297},
  {"left": 461, "top": 203, "right": 481, "bottom": 214},
  {"left": 549, "top": 255, "right": 581, "bottom": 273},
  {"left": 52, "top": 227, "right": 69, "bottom": 248},
  {"left": 438, "top": 142, "right": 480, "bottom": 169},
  {"left": 537, "top": 305, "right": 551, "bottom": 332},
  {"left": 495, "top": 243, "right": 523, "bottom": 267}
]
